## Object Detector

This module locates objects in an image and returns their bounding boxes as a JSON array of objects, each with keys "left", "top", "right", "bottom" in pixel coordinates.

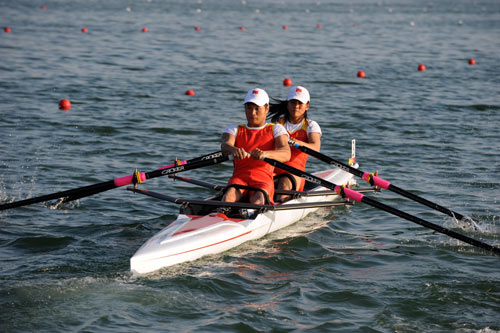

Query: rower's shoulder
[
  {"left": 306, "top": 118, "right": 320, "bottom": 126},
  {"left": 306, "top": 119, "right": 321, "bottom": 132},
  {"left": 271, "top": 122, "right": 288, "bottom": 137},
  {"left": 223, "top": 124, "right": 240, "bottom": 135}
]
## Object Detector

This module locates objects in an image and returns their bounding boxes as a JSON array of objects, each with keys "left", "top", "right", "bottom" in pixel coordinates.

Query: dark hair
[{"left": 267, "top": 97, "right": 308, "bottom": 123}]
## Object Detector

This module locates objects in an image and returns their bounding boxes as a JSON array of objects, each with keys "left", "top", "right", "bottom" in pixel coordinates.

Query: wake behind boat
[{"left": 128, "top": 141, "right": 363, "bottom": 274}]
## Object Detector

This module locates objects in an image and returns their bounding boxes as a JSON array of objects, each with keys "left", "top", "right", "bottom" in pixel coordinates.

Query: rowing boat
[
  {"left": 128, "top": 163, "right": 360, "bottom": 274},
  {"left": 2, "top": 139, "right": 496, "bottom": 271},
  {"left": 1, "top": 137, "right": 497, "bottom": 270}
]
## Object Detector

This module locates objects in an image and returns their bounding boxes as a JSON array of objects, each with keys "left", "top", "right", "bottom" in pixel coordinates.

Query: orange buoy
[
  {"left": 418, "top": 64, "right": 426, "bottom": 71},
  {"left": 142, "top": 27, "right": 148, "bottom": 32},
  {"left": 468, "top": 58, "right": 476, "bottom": 65},
  {"left": 185, "top": 90, "right": 195, "bottom": 96},
  {"left": 357, "top": 71, "right": 366, "bottom": 78},
  {"left": 195, "top": 26, "right": 201, "bottom": 31},
  {"left": 81, "top": 27, "right": 88, "bottom": 33},
  {"left": 4, "top": 27, "right": 12, "bottom": 33},
  {"left": 59, "top": 99, "right": 71, "bottom": 110},
  {"left": 283, "top": 78, "right": 292, "bottom": 86}
]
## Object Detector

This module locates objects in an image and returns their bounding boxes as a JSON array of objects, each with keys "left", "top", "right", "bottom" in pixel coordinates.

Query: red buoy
[
  {"left": 59, "top": 99, "right": 71, "bottom": 110},
  {"left": 195, "top": 26, "right": 201, "bottom": 31},
  {"left": 468, "top": 58, "right": 476, "bottom": 65},
  {"left": 418, "top": 64, "right": 426, "bottom": 71},
  {"left": 142, "top": 27, "right": 148, "bottom": 32},
  {"left": 4, "top": 27, "right": 12, "bottom": 33},
  {"left": 283, "top": 78, "right": 292, "bottom": 86},
  {"left": 282, "top": 25, "right": 288, "bottom": 30},
  {"left": 185, "top": 90, "right": 195, "bottom": 96},
  {"left": 357, "top": 71, "right": 366, "bottom": 78},
  {"left": 41, "top": 5, "right": 47, "bottom": 10},
  {"left": 81, "top": 27, "right": 88, "bottom": 33},
  {"left": 239, "top": 26, "right": 245, "bottom": 31},
  {"left": 316, "top": 24, "right": 322, "bottom": 29}
]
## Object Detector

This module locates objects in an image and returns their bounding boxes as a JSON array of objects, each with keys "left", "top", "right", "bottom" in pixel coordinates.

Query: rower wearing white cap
[
  {"left": 268, "top": 85, "right": 322, "bottom": 202},
  {"left": 221, "top": 88, "right": 290, "bottom": 206}
]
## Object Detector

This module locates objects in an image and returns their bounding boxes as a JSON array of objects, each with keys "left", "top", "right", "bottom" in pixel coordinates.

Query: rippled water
[{"left": 1, "top": 0, "right": 499, "bottom": 332}]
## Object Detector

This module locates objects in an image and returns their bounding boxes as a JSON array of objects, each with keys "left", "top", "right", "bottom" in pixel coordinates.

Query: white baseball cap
[
  {"left": 287, "top": 85, "right": 310, "bottom": 104},
  {"left": 243, "top": 88, "right": 269, "bottom": 106}
]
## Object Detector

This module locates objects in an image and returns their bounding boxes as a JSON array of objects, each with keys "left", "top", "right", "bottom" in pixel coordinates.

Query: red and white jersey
[
  {"left": 280, "top": 118, "right": 322, "bottom": 137},
  {"left": 224, "top": 123, "right": 288, "bottom": 202},
  {"left": 277, "top": 117, "right": 321, "bottom": 172},
  {"left": 223, "top": 122, "right": 288, "bottom": 180},
  {"left": 223, "top": 123, "right": 288, "bottom": 139}
]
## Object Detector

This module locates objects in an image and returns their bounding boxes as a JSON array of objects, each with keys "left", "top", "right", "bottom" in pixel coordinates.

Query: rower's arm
[
  {"left": 222, "top": 133, "right": 249, "bottom": 160},
  {"left": 293, "top": 132, "right": 321, "bottom": 152},
  {"left": 262, "top": 134, "right": 291, "bottom": 162},
  {"left": 221, "top": 132, "right": 236, "bottom": 154}
]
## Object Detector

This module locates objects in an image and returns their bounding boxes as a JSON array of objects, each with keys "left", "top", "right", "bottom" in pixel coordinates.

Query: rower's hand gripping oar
[
  {"left": 263, "top": 157, "right": 500, "bottom": 255},
  {"left": 0, "top": 151, "right": 228, "bottom": 211},
  {"left": 289, "top": 140, "right": 482, "bottom": 230}
]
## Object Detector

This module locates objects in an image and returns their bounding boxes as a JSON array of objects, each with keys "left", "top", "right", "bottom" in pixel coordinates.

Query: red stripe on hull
[{"left": 151, "top": 230, "right": 252, "bottom": 262}]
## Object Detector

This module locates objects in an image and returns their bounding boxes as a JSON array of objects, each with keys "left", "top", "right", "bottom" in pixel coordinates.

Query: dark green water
[{"left": 1, "top": 0, "right": 499, "bottom": 331}]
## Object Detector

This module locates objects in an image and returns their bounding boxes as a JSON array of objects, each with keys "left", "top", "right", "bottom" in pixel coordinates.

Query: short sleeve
[
  {"left": 273, "top": 124, "right": 289, "bottom": 138},
  {"left": 223, "top": 125, "right": 238, "bottom": 136},
  {"left": 307, "top": 120, "right": 322, "bottom": 136}
]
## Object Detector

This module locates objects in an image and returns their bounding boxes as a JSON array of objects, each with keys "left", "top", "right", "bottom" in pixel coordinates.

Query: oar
[
  {"left": 169, "top": 174, "right": 379, "bottom": 197},
  {"left": 263, "top": 158, "right": 500, "bottom": 255},
  {"left": 290, "top": 142, "right": 483, "bottom": 230},
  {"left": 127, "top": 187, "right": 351, "bottom": 211},
  {"left": 0, "top": 151, "right": 228, "bottom": 211}
]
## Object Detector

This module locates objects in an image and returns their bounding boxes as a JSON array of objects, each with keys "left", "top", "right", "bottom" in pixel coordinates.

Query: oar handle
[{"left": 263, "top": 157, "right": 500, "bottom": 255}]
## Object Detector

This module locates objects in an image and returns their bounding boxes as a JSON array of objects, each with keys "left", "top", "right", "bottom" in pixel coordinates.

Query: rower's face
[
  {"left": 287, "top": 99, "right": 309, "bottom": 122},
  {"left": 245, "top": 103, "right": 269, "bottom": 127}
]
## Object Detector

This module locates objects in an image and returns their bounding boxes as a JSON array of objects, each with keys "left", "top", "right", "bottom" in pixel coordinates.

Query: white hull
[{"left": 130, "top": 167, "right": 356, "bottom": 274}]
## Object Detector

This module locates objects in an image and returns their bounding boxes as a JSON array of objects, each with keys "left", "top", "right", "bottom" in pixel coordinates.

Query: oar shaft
[
  {"left": 359, "top": 194, "right": 499, "bottom": 254},
  {"left": 169, "top": 175, "right": 225, "bottom": 191},
  {"left": 144, "top": 154, "right": 229, "bottom": 182},
  {"left": 127, "top": 187, "right": 351, "bottom": 211},
  {"left": 0, "top": 181, "right": 115, "bottom": 210},
  {"left": 292, "top": 143, "right": 476, "bottom": 224},
  {"left": 387, "top": 184, "right": 466, "bottom": 220},
  {"left": 263, "top": 157, "right": 500, "bottom": 255},
  {"left": 113, "top": 151, "right": 224, "bottom": 186},
  {"left": 291, "top": 142, "right": 363, "bottom": 177},
  {"left": 0, "top": 151, "right": 227, "bottom": 211}
]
